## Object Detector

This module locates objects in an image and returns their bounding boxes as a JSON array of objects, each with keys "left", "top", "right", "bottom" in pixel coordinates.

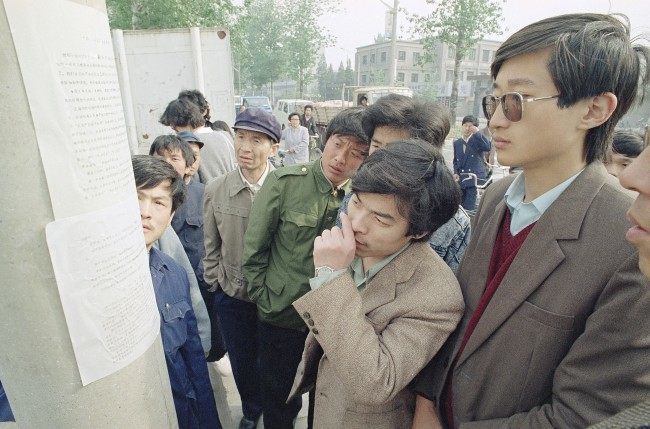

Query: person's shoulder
[
  {"left": 273, "top": 162, "right": 313, "bottom": 179},
  {"left": 188, "top": 178, "right": 205, "bottom": 193},
  {"left": 151, "top": 247, "right": 183, "bottom": 274},
  {"left": 394, "top": 242, "right": 463, "bottom": 306},
  {"left": 205, "top": 169, "right": 237, "bottom": 191}
]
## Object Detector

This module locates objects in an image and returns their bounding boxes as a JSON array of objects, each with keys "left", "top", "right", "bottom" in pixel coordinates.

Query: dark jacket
[
  {"left": 149, "top": 247, "right": 220, "bottom": 429},
  {"left": 171, "top": 179, "right": 207, "bottom": 289},
  {"left": 452, "top": 133, "right": 491, "bottom": 188}
]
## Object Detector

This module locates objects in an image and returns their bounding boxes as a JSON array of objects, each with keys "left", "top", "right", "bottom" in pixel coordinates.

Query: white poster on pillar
[
  {"left": 3, "top": 0, "right": 160, "bottom": 385},
  {"left": 45, "top": 199, "right": 160, "bottom": 386}
]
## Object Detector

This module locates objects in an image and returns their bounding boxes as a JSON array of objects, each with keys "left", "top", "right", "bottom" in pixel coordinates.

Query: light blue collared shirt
[{"left": 504, "top": 170, "right": 583, "bottom": 235}]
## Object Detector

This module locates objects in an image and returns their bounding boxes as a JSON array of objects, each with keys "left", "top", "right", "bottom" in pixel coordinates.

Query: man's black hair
[
  {"left": 324, "top": 107, "right": 369, "bottom": 146},
  {"left": 352, "top": 139, "right": 461, "bottom": 241},
  {"left": 178, "top": 89, "right": 211, "bottom": 126},
  {"left": 159, "top": 98, "right": 205, "bottom": 129},
  {"left": 210, "top": 120, "right": 233, "bottom": 137},
  {"left": 288, "top": 112, "right": 300, "bottom": 121},
  {"left": 132, "top": 155, "right": 186, "bottom": 213},
  {"left": 461, "top": 115, "right": 479, "bottom": 127},
  {"left": 304, "top": 104, "right": 313, "bottom": 111},
  {"left": 612, "top": 129, "right": 645, "bottom": 158},
  {"left": 362, "top": 94, "right": 451, "bottom": 148},
  {"left": 148, "top": 134, "right": 195, "bottom": 168},
  {"left": 492, "top": 13, "right": 650, "bottom": 163}
]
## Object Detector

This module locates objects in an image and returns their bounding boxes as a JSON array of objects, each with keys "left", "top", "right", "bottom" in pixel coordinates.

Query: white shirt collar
[
  {"left": 238, "top": 161, "right": 271, "bottom": 194},
  {"left": 504, "top": 169, "right": 583, "bottom": 235}
]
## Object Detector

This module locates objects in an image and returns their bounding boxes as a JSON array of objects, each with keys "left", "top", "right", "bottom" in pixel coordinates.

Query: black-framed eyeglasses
[{"left": 482, "top": 92, "right": 559, "bottom": 122}]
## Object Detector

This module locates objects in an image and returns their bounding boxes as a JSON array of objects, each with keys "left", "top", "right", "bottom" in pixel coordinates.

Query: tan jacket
[
  {"left": 203, "top": 166, "right": 273, "bottom": 300},
  {"left": 414, "top": 162, "right": 650, "bottom": 428},
  {"left": 289, "top": 241, "right": 464, "bottom": 429}
]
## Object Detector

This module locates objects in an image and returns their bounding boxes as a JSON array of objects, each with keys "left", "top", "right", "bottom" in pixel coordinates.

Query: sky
[{"left": 320, "top": 0, "right": 650, "bottom": 66}]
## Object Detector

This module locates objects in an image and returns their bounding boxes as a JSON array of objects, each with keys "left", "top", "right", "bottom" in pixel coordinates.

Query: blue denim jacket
[
  {"left": 337, "top": 193, "right": 471, "bottom": 273},
  {"left": 0, "top": 381, "right": 14, "bottom": 422},
  {"left": 149, "top": 247, "right": 220, "bottom": 429},
  {"left": 171, "top": 179, "right": 207, "bottom": 290}
]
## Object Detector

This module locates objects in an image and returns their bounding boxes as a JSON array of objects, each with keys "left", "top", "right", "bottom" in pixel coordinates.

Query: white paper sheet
[
  {"left": 45, "top": 198, "right": 159, "bottom": 386},
  {"left": 4, "top": 0, "right": 161, "bottom": 386},
  {"left": 4, "top": 0, "right": 134, "bottom": 219}
]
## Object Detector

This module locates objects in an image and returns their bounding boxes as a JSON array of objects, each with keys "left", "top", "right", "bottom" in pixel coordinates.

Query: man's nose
[
  {"left": 333, "top": 149, "right": 348, "bottom": 165},
  {"left": 349, "top": 211, "right": 365, "bottom": 234},
  {"left": 139, "top": 201, "right": 151, "bottom": 218}
]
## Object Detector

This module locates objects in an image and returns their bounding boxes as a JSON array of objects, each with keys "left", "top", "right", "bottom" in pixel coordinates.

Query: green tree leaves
[{"left": 411, "top": 0, "right": 504, "bottom": 117}]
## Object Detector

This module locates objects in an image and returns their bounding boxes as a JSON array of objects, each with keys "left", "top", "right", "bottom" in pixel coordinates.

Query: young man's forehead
[
  {"left": 334, "top": 133, "right": 369, "bottom": 147},
  {"left": 137, "top": 181, "right": 173, "bottom": 198}
]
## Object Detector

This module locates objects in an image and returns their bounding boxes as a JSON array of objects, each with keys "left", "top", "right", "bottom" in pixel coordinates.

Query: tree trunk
[{"left": 450, "top": 36, "right": 464, "bottom": 120}]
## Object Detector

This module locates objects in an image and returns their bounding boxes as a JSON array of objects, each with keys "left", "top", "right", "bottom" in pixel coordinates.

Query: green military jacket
[{"left": 243, "top": 161, "right": 350, "bottom": 329}]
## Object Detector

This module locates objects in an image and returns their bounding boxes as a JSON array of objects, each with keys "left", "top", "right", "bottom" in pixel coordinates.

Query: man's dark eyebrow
[
  {"left": 493, "top": 78, "right": 536, "bottom": 89},
  {"left": 356, "top": 194, "right": 396, "bottom": 222}
]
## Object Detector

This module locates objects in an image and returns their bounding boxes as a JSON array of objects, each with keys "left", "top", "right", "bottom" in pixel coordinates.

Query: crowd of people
[{"left": 2, "top": 11, "right": 650, "bottom": 429}]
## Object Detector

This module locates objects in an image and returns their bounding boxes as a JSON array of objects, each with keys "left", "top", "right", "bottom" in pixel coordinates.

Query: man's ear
[
  {"left": 410, "top": 231, "right": 428, "bottom": 241},
  {"left": 579, "top": 92, "right": 617, "bottom": 130},
  {"left": 270, "top": 142, "right": 280, "bottom": 157}
]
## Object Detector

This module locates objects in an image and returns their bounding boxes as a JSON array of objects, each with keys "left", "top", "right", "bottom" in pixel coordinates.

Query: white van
[{"left": 273, "top": 99, "right": 314, "bottom": 129}]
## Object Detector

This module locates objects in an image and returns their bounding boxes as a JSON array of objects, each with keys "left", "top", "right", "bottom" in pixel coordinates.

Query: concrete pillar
[{"left": 0, "top": 1, "right": 176, "bottom": 427}]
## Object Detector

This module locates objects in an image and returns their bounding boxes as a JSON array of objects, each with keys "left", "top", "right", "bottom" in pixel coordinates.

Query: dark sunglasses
[{"left": 482, "top": 92, "right": 559, "bottom": 122}]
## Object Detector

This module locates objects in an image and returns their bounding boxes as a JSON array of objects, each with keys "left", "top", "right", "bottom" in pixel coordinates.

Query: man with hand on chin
[
  {"left": 243, "top": 107, "right": 370, "bottom": 428},
  {"left": 287, "top": 140, "right": 464, "bottom": 429}
]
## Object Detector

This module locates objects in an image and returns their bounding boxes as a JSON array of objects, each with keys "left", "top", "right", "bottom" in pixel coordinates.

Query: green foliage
[
  {"left": 411, "top": 0, "right": 504, "bottom": 117},
  {"left": 106, "top": 0, "right": 339, "bottom": 97},
  {"left": 106, "top": 0, "right": 236, "bottom": 30},
  {"left": 234, "top": 0, "right": 287, "bottom": 90},
  {"left": 284, "top": 0, "right": 336, "bottom": 97}
]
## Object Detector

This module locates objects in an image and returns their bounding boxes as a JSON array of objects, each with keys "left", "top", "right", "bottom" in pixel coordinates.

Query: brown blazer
[
  {"left": 289, "top": 241, "right": 464, "bottom": 429},
  {"left": 414, "top": 162, "right": 650, "bottom": 428}
]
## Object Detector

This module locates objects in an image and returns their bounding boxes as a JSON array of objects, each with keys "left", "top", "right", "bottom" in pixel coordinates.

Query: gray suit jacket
[
  {"left": 414, "top": 162, "right": 650, "bottom": 428},
  {"left": 289, "top": 241, "right": 464, "bottom": 429}
]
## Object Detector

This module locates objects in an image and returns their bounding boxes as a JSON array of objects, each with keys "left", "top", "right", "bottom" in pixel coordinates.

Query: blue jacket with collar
[{"left": 149, "top": 247, "right": 220, "bottom": 429}]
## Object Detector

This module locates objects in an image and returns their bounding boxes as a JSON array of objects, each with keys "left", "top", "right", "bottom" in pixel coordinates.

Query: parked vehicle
[
  {"left": 242, "top": 95, "right": 272, "bottom": 113},
  {"left": 312, "top": 86, "right": 413, "bottom": 146}
]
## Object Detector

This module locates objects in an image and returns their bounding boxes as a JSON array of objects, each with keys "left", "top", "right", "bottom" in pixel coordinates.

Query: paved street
[{"left": 208, "top": 362, "right": 309, "bottom": 429}]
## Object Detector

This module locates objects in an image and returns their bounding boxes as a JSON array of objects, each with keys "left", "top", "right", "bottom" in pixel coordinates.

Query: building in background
[{"left": 355, "top": 38, "right": 502, "bottom": 117}]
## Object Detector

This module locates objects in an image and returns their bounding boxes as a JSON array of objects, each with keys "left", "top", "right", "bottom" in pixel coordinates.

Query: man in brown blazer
[
  {"left": 412, "top": 13, "right": 650, "bottom": 428},
  {"left": 288, "top": 140, "right": 465, "bottom": 428}
]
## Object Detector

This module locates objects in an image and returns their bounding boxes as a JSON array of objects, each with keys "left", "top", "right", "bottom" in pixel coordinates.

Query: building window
[
  {"left": 363, "top": 55, "right": 367, "bottom": 65},
  {"left": 411, "top": 73, "right": 419, "bottom": 83},
  {"left": 482, "top": 49, "right": 490, "bottom": 62},
  {"left": 466, "top": 49, "right": 476, "bottom": 61},
  {"left": 447, "top": 47, "right": 455, "bottom": 59},
  {"left": 398, "top": 50, "right": 406, "bottom": 61},
  {"left": 361, "top": 74, "right": 367, "bottom": 84},
  {"left": 381, "top": 51, "right": 386, "bottom": 62},
  {"left": 424, "top": 73, "right": 431, "bottom": 82},
  {"left": 413, "top": 52, "right": 421, "bottom": 64},
  {"left": 445, "top": 69, "right": 454, "bottom": 82},
  {"left": 370, "top": 53, "right": 375, "bottom": 64},
  {"left": 397, "top": 72, "right": 405, "bottom": 82}
]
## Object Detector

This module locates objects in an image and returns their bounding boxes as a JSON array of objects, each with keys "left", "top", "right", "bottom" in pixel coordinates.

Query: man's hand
[
  {"left": 469, "top": 124, "right": 480, "bottom": 134},
  {"left": 453, "top": 173, "right": 460, "bottom": 182},
  {"left": 313, "top": 212, "right": 356, "bottom": 270}
]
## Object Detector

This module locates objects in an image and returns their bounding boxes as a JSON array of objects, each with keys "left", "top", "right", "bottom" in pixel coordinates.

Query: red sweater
[{"left": 444, "top": 210, "right": 536, "bottom": 428}]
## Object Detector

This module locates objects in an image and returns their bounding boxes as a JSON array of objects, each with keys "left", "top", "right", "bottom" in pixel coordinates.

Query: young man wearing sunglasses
[{"left": 412, "top": 13, "right": 650, "bottom": 428}]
